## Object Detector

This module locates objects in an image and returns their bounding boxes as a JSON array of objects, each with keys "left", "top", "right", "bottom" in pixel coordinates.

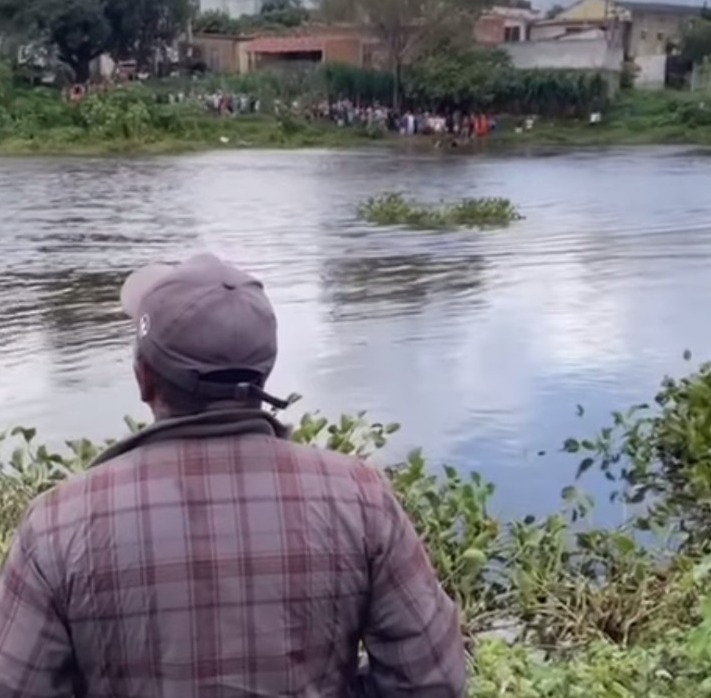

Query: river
[{"left": 2, "top": 145, "right": 711, "bottom": 516}]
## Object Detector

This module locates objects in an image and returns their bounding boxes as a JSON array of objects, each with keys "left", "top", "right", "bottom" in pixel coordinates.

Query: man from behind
[{"left": 0, "top": 253, "right": 466, "bottom": 697}]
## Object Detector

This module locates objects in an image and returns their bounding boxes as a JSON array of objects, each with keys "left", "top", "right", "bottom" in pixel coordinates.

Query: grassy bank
[
  {"left": 491, "top": 91, "right": 711, "bottom": 148},
  {"left": 0, "top": 127, "right": 375, "bottom": 156},
  {"left": 5, "top": 359, "right": 711, "bottom": 694},
  {"left": 2, "top": 82, "right": 711, "bottom": 156},
  {"left": 0, "top": 73, "right": 381, "bottom": 155},
  {"left": 0, "top": 104, "right": 377, "bottom": 156}
]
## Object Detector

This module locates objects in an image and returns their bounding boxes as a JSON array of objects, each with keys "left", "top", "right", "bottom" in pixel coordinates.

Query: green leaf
[
  {"left": 693, "top": 555, "right": 711, "bottom": 583},
  {"left": 577, "top": 458, "right": 595, "bottom": 478},
  {"left": 443, "top": 465, "right": 458, "bottom": 480},
  {"left": 461, "top": 548, "right": 488, "bottom": 573},
  {"left": 562, "top": 486, "right": 577, "bottom": 502},
  {"left": 612, "top": 533, "right": 637, "bottom": 556},
  {"left": 10, "top": 426, "right": 36, "bottom": 443},
  {"left": 563, "top": 438, "right": 580, "bottom": 453}
]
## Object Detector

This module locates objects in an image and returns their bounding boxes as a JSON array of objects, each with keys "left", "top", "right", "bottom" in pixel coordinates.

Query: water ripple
[{"left": 2, "top": 146, "right": 711, "bottom": 517}]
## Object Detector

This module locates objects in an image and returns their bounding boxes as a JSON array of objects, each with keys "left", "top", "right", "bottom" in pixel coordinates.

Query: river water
[{"left": 2, "top": 146, "right": 711, "bottom": 516}]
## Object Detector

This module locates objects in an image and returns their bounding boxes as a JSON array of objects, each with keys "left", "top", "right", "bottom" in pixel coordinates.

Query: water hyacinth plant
[
  {"left": 358, "top": 192, "right": 523, "bottom": 230},
  {"left": 5, "top": 362, "right": 711, "bottom": 694}
]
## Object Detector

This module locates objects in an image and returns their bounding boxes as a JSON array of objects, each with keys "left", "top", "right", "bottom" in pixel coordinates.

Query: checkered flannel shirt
[{"left": 0, "top": 432, "right": 466, "bottom": 697}]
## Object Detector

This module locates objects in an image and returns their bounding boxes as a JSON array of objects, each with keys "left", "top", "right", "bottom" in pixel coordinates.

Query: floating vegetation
[{"left": 358, "top": 192, "right": 523, "bottom": 230}]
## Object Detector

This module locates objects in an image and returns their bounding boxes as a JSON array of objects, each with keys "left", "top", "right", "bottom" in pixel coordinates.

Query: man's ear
[{"left": 134, "top": 355, "right": 157, "bottom": 406}]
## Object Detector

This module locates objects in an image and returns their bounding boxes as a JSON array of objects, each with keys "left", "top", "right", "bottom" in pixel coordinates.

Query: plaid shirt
[{"left": 0, "top": 429, "right": 466, "bottom": 697}]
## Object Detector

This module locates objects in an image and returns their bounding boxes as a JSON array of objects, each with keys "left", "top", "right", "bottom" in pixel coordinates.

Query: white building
[
  {"left": 198, "top": 0, "right": 316, "bottom": 18},
  {"left": 199, "top": 0, "right": 263, "bottom": 16}
]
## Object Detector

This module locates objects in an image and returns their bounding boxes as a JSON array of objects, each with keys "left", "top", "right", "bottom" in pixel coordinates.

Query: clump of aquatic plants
[
  {"left": 358, "top": 192, "right": 523, "bottom": 230},
  {"left": 6, "top": 361, "right": 711, "bottom": 695}
]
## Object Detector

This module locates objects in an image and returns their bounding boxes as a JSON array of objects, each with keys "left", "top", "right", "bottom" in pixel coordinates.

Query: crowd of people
[
  {"left": 159, "top": 90, "right": 262, "bottom": 115},
  {"left": 310, "top": 98, "right": 498, "bottom": 138},
  {"left": 70, "top": 82, "right": 503, "bottom": 140},
  {"left": 158, "top": 89, "right": 500, "bottom": 139}
]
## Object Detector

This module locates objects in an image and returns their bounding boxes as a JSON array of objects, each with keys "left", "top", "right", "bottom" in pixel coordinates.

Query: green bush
[
  {"left": 6, "top": 366, "right": 711, "bottom": 692},
  {"left": 322, "top": 63, "right": 394, "bottom": 105},
  {"left": 358, "top": 192, "right": 523, "bottom": 230},
  {"left": 404, "top": 49, "right": 608, "bottom": 117},
  {"left": 0, "top": 75, "right": 378, "bottom": 152},
  {"left": 566, "top": 357, "right": 711, "bottom": 553}
]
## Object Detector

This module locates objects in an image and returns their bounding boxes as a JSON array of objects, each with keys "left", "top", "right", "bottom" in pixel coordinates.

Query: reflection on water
[
  {"left": 321, "top": 252, "right": 487, "bottom": 320},
  {"left": 2, "top": 146, "right": 711, "bottom": 517}
]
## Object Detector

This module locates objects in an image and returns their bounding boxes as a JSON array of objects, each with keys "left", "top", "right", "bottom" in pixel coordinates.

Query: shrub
[
  {"left": 404, "top": 49, "right": 608, "bottom": 117},
  {"left": 5, "top": 367, "right": 711, "bottom": 692},
  {"left": 358, "top": 192, "right": 523, "bottom": 230},
  {"left": 569, "top": 356, "right": 711, "bottom": 553}
]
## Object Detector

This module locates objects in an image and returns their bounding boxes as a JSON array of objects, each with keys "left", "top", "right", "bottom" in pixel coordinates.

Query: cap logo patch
[{"left": 138, "top": 314, "right": 151, "bottom": 338}]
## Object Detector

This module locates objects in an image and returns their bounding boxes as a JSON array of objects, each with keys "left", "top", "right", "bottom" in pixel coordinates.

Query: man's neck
[{"left": 152, "top": 400, "right": 263, "bottom": 423}]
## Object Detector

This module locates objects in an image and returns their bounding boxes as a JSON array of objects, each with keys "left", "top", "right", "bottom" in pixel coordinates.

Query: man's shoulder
[
  {"left": 26, "top": 437, "right": 389, "bottom": 530},
  {"left": 271, "top": 437, "right": 386, "bottom": 486},
  {"left": 26, "top": 449, "right": 139, "bottom": 533}
]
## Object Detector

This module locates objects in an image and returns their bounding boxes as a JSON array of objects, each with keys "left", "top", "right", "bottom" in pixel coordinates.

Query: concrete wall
[
  {"left": 628, "top": 11, "right": 692, "bottom": 57},
  {"left": 557, "top": 0, "right": 627, "bottom": 22},
  {"left": 505, "top": 38, "right": 623, "bottom": 72},
  {"left": 92, "top": 54, "right": 116, "bottom": 80},
  {"left": 549, "top": 1, "right": 696, "bottom": 58},
  {"left": 530, "top": 23, "right": 569, "bottom": 40},
  {"left": 691, "top": 60, "right": 711, "bottom": 92},
  {"left": 634, "top": 53, "right": 666, "bottom": 88},
  {"left": 560, "top": 0, "right": 629, "bottom": 22},
  {"left": 195, "top": 34, "right": 249, "bottom": 73}
]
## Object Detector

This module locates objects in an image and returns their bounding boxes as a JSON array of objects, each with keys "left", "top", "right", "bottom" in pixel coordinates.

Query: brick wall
[
  {"left": 323, "top": 38, "right": 363, "bottom": 65},
  {"left": 474, "top": 15, "right": 507, "bottom": 45}
]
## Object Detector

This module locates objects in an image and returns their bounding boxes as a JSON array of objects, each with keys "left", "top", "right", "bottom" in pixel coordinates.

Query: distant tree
[
  {"left": 108, "top": 0, "right": 192, "bottom": 68},
  {"left": 497, "top": 0, "right": 532, "bottom": 8},
  {"left": 259, "top": 0, "right": 309, "bottom": 28},
  {"left": 404, "top": 46, "right": 512, "bottom": 110},
  {"left": 682, "top": 17, "right": 711, "bottom": 64},
  {"left": 545, "top": 3, "right": 564, "bottom": 19},
  {"left": 193, "top": 10, "right": 241, "bottom": 35},
  {"left": 261, "top": 0, "right": 303, "bottom": 12},
  {"left": 0, "top": 0, "right": 112, "bottom": 83},
  {"left": 0, "top": 0, "right": 190, "bottom": 82},
  {"left": 194, "top": 1, "right": 308, "bottom": 36},
  {"left": 319, "top": 0, "right": 488, "bottom": 109}
]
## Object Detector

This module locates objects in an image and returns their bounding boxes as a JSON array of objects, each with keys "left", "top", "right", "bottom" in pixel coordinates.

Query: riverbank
[
  {"left": 3, "top": 363, "right": 711, "bottom": 695},
  {"left": 406, "top": 92, "right": 711, "bottom": 151},
  {"left": 0, "top": 112, "right": 379, "bottom": 156},
  {"left": 2, "top": 88, "right": 711, "bottom": 156},
  {"left": 3, "top": 116, "right": 711, "bottom": 157}
]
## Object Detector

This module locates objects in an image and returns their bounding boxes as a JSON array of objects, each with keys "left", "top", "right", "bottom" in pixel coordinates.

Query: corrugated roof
[
  {"left": 246, "top": 36, "right": 324, "bottom": 54},
  {"left": 618, "top": 1, "right": 703, "bottom": 14}
]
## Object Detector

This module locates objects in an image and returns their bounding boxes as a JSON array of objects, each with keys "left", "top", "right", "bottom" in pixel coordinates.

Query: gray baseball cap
[{"left": 121, "top": 253, "right": 286, "bottom": 408}]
